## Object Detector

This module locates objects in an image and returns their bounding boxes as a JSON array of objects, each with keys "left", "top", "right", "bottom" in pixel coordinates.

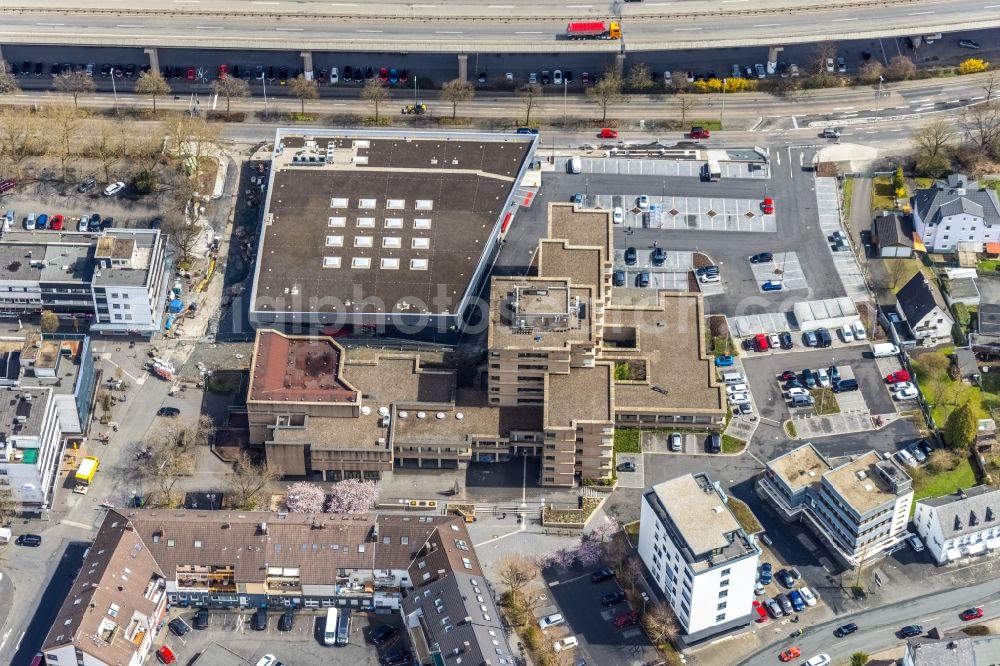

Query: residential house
[
  {"left": 913, "top": 485, "right": 1000, "bottom": 564},
  {"left": 902, "top": 631, "right": 1000, "bottom": 666},
  {"left": 638, "top": 473, "right": 760, "bottom": 642},
  {"left": 872, "top": 212, "right": 914, "bottom": 258},
  {"left": 895, "top": 273, "right": 954, "bottom": 343},
  {"left": 912, "top": 174, "right": 1000, "bottom": 253}
]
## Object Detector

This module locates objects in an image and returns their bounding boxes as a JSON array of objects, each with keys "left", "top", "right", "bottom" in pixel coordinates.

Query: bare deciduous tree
[
  {"left": 227, "top": 451, "right": 282, "bottom": 510},
  {"left": 168, "top": 115, "right": 220, "bottom": 181},
  {"left": 961, "top": 100, "right": 1000, "bottom": 158},
  {"left": 138, "top": 423, "right": 202, "bottom": 507},
  {"left": 135, "top": 70, "right": 171, "bottom": 112},
  {"left": 495, "top": 553, "right": 538, "bottom": 597},
  {"left": 885, "top": 55, "right": 917, "bottom": 81},
  {"left": 361, "top": 78, "right": 389, "bottom": 122},
  {"left": 911, "top": 118, "right": 954, "bottom": 178},
  {"left": 87, "top": 122, "right": 120, "bottom": 183},
  {"left": 0, "top": 108, "right": 40, "bottom": 180},
  {"left": 858, "top": 61, "right": 884, "bottom": 84},
  {"left": 676, "top": 94, "right": 695, "bottom": 129},
  {"left": 44, "top": 104, "right": 81, "bottom": 182},
  {"left": 289, "top": 75, "right": 318, "bottom": 114},
  {"left": 211, "top": 75, "right": 250, "bottom": 118},
  {"left": 518, "top": 83, "right": 543, "bottom": 125},
  {"left": 0, "top": 61, "right": 20, "bottom": 95},
  {"left": 54, "top": 71, "right": 96, "bottom": 108},
  {"left": 812, "top": 41, "right": 838, "bottom": 76},
  {"left": 627, "top": 63, "right": 654, "bottom": 92},
  {"left": 643, "top": 601, "right": 680, "bottom": 644},
  {"left": 586, "top": 71, "right": 624, "bottom": 122},
  {"left": 670, "top": 70, "right": 689, "bottom": 91},
  {"left": 439, "top": 79, "right": 475, "bottom": 120}
]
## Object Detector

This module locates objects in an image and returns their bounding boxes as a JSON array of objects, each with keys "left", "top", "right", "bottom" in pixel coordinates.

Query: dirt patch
[{"left": 692, "top": 252, "right": 714, "bottom": 268}]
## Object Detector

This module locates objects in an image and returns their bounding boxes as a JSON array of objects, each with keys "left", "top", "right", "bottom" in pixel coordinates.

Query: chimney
[
  {"left": 463, "top": 641, "right": 471, "bottom": 653},
  {"left": 258, "top": 522, "right": 268, "bottom": 535}
]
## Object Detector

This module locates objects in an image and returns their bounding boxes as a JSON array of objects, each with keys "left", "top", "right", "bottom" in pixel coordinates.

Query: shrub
[
  {"left": 614, "top": 362, "right": 634, "bottom": 381},
  {"left": 131, "top": 169, "right": 158, "bottom": 194},
  {"left": 958, "top": 58, "right": 989, "bottom": 75},
  {"left": 953, "top": 322, "right": 968, "bottom": 346},
  {"left": 952, "top": 302, "right": 971, "bottom": 328}
]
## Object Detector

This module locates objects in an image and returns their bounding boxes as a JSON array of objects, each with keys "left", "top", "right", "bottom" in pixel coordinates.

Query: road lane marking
[
  {"left": 195, "top": 26, "right": 222, "bottom": 29},
  {"left": 908, "top": 10, "right": 935, "bottom": 14},
  {"left": 832, "top": 106, "right": 855, "bottom": 111},
  {"left": 753, "top": 23, "right": 781, "bottom": 26},
  {"left": 435, "top": 31, "right": 463, "bottom": 34},
  {"left": 356, "top": 29, "right": 383, "bottom": 32},
  {"left": 0, "top": 630, "right": 10, "bottom": 652},
  {"left": 36, "top": 22, "right": 64, "bottom": 25},
  {"left": 831, "top": 17, "right": 857, "bottom": 21},
  {"left": 946, "top": 99, "right": 960, "bottom": 103},
  {"left": 488, "top": 4, "right": 515, "bottom": 6},
  {"left": 894, "top": 106, "right": 910, "bottom": 109},
  {"left": 674, "top": 27, "right": 702, "bottom": 30},
  {"left": 972, "top": 95, "right": 986, "bottom": 100},
  {"left": 116, "top": 23, "right": 143, "bottom": 27},
  {"left": 275, "top": 27, "right": 303, "bottom": 31},
  {"left": 515, "top": 31, "right": 543, "bottom": 33},
  {"left": 909, "top": 98, "right": 929, "bottom": 103}
]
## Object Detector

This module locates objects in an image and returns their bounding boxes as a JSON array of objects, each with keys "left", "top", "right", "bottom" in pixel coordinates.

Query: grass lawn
[
  {"left": 913, "top": 455, "right": 978, "bottom": 502},
  {"left": 984, "top": 179, "right": 1000, "bottom": 196},
  {"left": 722, "top": 434, "right": 745, "bottom": 454},
  {"left": 980, "top": 259, "right": 1000, "bottom": 273},
  {"left": 623, "top": 520, "right": 640, "bottom": 539},
  {"left": 914, "top": 177, "right": 935, "bottom": 190},
  {"left": 689, "top": 119, "right": 723, "bottom": 130},
  {"left": 785, "top": 421, "right": 797, "bottom": 438},
  {"left": 914, "top": 349, "right": 1000, "bottom": 425},
  {"left": 810, "top": 388, "right": 841, "bottom": 416},
  {"left": 842, "top": 177, "right": 854, "bottom": 216},
  {"left": 614, "top": 428, "right": 641, "bottom": 453},
  {"left": 872, "top": 176, "right": 897, "bottom": 211}
]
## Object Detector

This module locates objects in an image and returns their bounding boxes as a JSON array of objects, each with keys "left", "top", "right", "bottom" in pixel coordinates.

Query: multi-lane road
[{"left": 3, "top": 0, "right": 1000, "bottom": 51}]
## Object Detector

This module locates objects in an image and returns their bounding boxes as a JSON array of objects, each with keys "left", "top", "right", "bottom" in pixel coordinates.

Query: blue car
[
  {"left": 762, "top": 280, "right": 783, "bottom": 291},
  {"left": 759, "top": 562, "right": 773, "bottom": 585},
  {"left": 36, "top": 213, "right": 47, "bottom": 230},
  {"left": 572, "top": 193, "right": 584, "bottom": 205},
  {"left": 789, "top": 590, "right": 806, "bottom": 612},
  {"left": 714, "top": 355, "right": 734, "bottom": 367},
  {"left": 516, "top": 127, "right": 539, "bottom": 135},
  {"left": 389, "top": 68, "right": 398, "bottom": 84}
]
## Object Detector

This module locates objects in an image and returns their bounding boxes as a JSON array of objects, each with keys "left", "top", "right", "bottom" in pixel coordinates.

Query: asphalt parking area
[
  {"left": 157, "top": 609, "right": 381, "bottom": 666},
  {"left": 579, "top": 157, "right": 767, "bottom": 180},
  {"left": 615, "top": 453, "right": 645, "bottom": 488},
  {"left": 750, "top": 252, "right": 807, "bottom": 291},
  {"left": 1, "top": 180, "right": 165, "bottom": 231},
  {"left": 730, "top": 313, "right": 794, "bottom": 338},
  {"left": 592, "top": 194, "right": 774, "bottom": 232},
  {"left": 539, "top": 565, "right": 659, "bottom": 666},
  {"left": 615, "top": 247, "right": 694, "bottom": 292}
]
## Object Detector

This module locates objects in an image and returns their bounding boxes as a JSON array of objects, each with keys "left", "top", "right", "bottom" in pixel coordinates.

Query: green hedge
[
  {"left": 614, "top": 428, "right": 641, "bottom": 453},
  {"left": 951, "top": 302, "right": 971, "bottom": 328}
]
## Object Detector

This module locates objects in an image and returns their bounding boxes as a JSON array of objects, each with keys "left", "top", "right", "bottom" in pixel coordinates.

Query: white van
[
  {"left": 722, "top": 372, "right": 745, "bottom": 385},
  {"left": 323, "top": 608, "right": 340, "bottom": 646},
  {"left": 705, "top": 160, "right": 722, "bottom": 182},
  {"left": 871, "top": 343, "right": 899, "bottom": 358},
  {"left": 569, "top": 156, "right": 582, "bottom": 174}
]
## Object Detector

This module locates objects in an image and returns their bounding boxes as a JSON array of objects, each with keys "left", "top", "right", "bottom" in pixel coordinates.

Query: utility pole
[
  {"left": 873, "top": 76, "right": 884, "bottom": 123},
  {"left": 110, "top": 72, "right": 119, "bottom": 115},
  {"left": 720, "top": 78, "right": 726, "bottom": 125},
  {"left": 262, "top": 74, "right": 268, "bottom": 117}
]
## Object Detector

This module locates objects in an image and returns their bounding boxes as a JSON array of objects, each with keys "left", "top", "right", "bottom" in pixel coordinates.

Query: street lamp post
[
  {"left": 563, "top": 79, "right": 568, "bottom": 124},
  {"left": 873, "top": 75, "right": 884, "bottom": 123},
  {"left": 720, "top": 78, "right": 726, "bottom": 125},
  {"left": 262, "top": 75, "right": 268, "bottom": 116},
  {"left": 110, "top": 72, "right": 119, "bottom": 115}
]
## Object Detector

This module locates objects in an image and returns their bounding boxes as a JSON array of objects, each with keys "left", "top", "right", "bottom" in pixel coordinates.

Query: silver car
[{"left": 669, "top": 432, "right": 682, "bottom": 452}]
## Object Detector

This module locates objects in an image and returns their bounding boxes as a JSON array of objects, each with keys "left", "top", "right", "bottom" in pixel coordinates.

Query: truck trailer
[{"left": 566, "top": 21, "right": 621, "bottom": 40}]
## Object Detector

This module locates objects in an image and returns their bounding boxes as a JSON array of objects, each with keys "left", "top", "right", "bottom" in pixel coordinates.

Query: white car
[
  {"left": 768, "top": 333, "right": 781, "bottom": 348},
  {"left": 77, "top": 216, "right": 88, "bottom": 232},
  {"left": 553, "top": 637, "right": 579, "bottom": 652},
  {"left": 728, "top": 393, "right": 750, "bottom": 406},
  {"left": 103, "top": 181, "right": 125, "bottom": 196},
  {"left": 726, "top": 383, "right": 749, "bottom": 395},
  {"left": 553, "top": 69, "right": 563, "bottom": 85},
  {"left": 839, "top": 324, "right": 854, "bottom": 342},
  {"left": 896, "top": 448, "right": 918, "bottom": 468},
  {"left": 255, "top": 656, "right": 279, "bottom": 666},
  {"left": 505, "top": 72, "right": 514, "bottom": 81},
  {"left": 699, "top": 273, "right": 721, "bottom": 284},
  {"left": 754, "top": 581, "right": 765, "bottom": 596},
  {"left": 805, "top": 655, "right": 831, "bottom": 666},
  {"left": 852, "top": 320, "right": 867, "bottom": 340},
  {"left": 908, "top": 534, "right": 925, "bottom": 552},
  {"left": 637, "top": 194, "right": 650, "bottom": 210},
  {"left": 538, "top": 613, "right": 564, "bottom": 630},
  {"left": 825, "top": 58, "right": 834, "bottom": 72},
  {"left": 529, "top": 72, "right": 537, "bottom": 84},
  {"left": 890, "top": 381, "right": 915, "bottom": 392},
  {"left": 329, "top": 67, "right": 339, "bottom": 84},
  {"left": 786, "top": 387, "right": 809, "bottom": 398},
  {"left": 816, "top": 368, "right": 830, "bottom": 388},
  {"left": 894, "top": 387, "right": 919, "bottom": 400},
  {"left": 613, "top": 206, "right": 624, "bottom": 224},
  {"left": 799, "top": 586, "right": 817, "bottom": 606}
]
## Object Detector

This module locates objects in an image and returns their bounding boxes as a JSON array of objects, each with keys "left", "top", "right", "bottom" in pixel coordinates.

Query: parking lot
[
  {"left": 1, "top": 178, "right": 165, "bottom": 232},
  {"left": 157, "top": 608, "right": 388, "bottom": 666},
  {"left": 537, "top": 564, "right": 659, "bottom": 666},
  {"left": 579, "top": 157, "right": 767, "bottom": 180},
  {"left": 587, "top": 194, "right": 774, "bottom": 233},
  {"left": 749, "top": 252, "right": 807, "bottom": 292}
]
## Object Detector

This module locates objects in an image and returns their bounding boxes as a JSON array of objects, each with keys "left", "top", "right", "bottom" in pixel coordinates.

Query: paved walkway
[{"left": 815, "top": 177, "right": 869, "bottom": 301}]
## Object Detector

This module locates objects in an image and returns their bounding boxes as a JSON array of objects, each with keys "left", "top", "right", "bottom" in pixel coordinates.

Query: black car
[
  {"left": 565, "top": 70, "right": 574, "bottom": 83},
  {"left": 251, "top": 608, "right": 267, "bottom": 631},
  {"left": 741, "top": 338, "right": 755, "bottom": 352},
  {"left": 802, "top": 368, "right": 816, "bottom": 388},
  {"left": 20, "top": 61, "right": 31, "bottom": 76},
  {"left": 613, "top": 270, "right": 625, "bottom": 287},
  {"left": 34, "top": 62, "right": 43, "bottom": 77},
  {"left": 101, "top": 217, "right": 115, "bottom": 230},
  {"left": 784, "top": 379, "right": 804, "bottom": 390},
  {"left": 833, "top": 379, "right": 859, "bottom": 393},
  {"left": 834, "top": 622, "right": 858, "bottom": 637},
  {"left": 775, "top": 593, "right": 793, "bottom": 615},
  {"left": 380, "top": 650, "right": 412, "bottom": 666},
  {"left": 366, "top": 66, "right": 375, "bottom": 80},
  {"left": 267, "top": 65, "right": 276, "bottom": 81},
  {"left": 829, "top": 366, "right": 841, "bottom": 383},
  {"left": 591, "top": 567, "right": 614, "bottom": 583},
  {"left": 278, "top": 66, "right": 289, "bottom": 84},
  {"left": 125, "top": 64, "right": 136, "bottom": 78},
  {"left": 15, "top": 534, "right": 41, "bottom": 546},
  {"left": 616, "top": 461, "right": 636, "bottom": 472},
  {"left": 695, "top": 265, "right": 719, "bottom": 276},
  {"left": 749, "top": 252, "right": 773, "bottom": 264},
  {"left": 78, "top": 176, "right": 97, "bottom": 193},
  {"left": 51, "top": 63, "right": 61, "bottom": 77},
  {"left": 775, "top": 569, "right": 795, "bottom": 588},
  {"left": 624, "top": 246, "right": 637, "bottom": 265},
  {"left": 278, "top": 611, "right": 294, "bottom": 631},
  {"left": 601, "top": 590, "right": 626, "bottom": 606},
  {"left": 651, "top": 247, "right": 666, "bottom": 266},
  {"left": 343, "top": 65, "right": 353, "bottom": 82},
  {"left": 779, "top": 332, "right": 793, "bottom": 350},
  {"left": 149, "top": 217, "right": 162, "bottom": 230},
  {"left": 157, "top": 407, "right": 180, "bottom": 417},
  {"left": 706, "top": 432, "right": 721, "bottom": 453},
  {"left": 917, "top": 438, "right": 935, "bottom": 456},
  {"left": 899, "top": 625, "right": 923, "bottom": 638},
  {"left": 368, "top": 623, "right": 398, "bottom": 646},
  {"left": 169, "top": 618, "right": 191, "bottom": 636},
  {"left": 193, "top": 608, "right": 209, "bottom": 630},
  {"left": 88, "top": 215, "right": 102, "bottom": 232}
]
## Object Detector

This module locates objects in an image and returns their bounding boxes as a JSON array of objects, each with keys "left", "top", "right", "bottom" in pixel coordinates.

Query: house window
[
  {"left": 718, "top": 590, "right": 728, "bottom": 599},
  {"left": 717, "top": 602, "right": 727, "bottom": 610},
  {"left": 716, "top": 613, "right": 726, "bottom": 622},
  {"left": 720, "top": 568, "right": 730, "bottom": 575}
]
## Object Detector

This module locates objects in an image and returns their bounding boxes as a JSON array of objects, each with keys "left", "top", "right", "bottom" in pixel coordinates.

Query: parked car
[
  {"left": 690, "top": 127, "right": 711, "bottom": 139},
  {"left": 538, "top": 613, "right": 565, "bottom": 629},
  {"left": 816, "top": 367, "right": 830, "bottom": 388},
  {"left": 759, "top": 562, "right": 773, "bottom": 585},
  {"left": 169, "top": 618, "right": 191, "bottom": 636},
  {"left": 786, "top": 387, "right": 809, "bottom": 399},
  {"left": 651, "top": 247, "right": 666, "bottom": 266},
  {"left": 799, "top": 586, "right": 817, "bottom": 606},
  {"left": 157, "top": 646, "right": 177, "bottom": 664},
  {"left": 613, "top": 270, "right": 626, "bottom": 287},
  {"left": 891, "top": 381, "right": 915, "bottom": 392},
  {"left": 616, "top": 461, "right": 636, "bottom": 472},
  {"left": 103, "top": 181, "right": 125, "bottom": 196},
  {"left": 896, "top": 448, "right": 918, "bottom": 468},
  {"left": 762, "top": 197, "right": 775, "bottom": 214},
  {"left": 765, "top": 597, "right": 782, "bottom": 618},
  {"left": 278, "top": 611, "right": 294, "bottom": 631},
  {"left": 776, "top": 593, "right": 793, "bottom": 615},
  {"left": 908, "top": 442, "right": 927, "bottom": 463},
  {"left": 789, "top": 590, "right": 806, "bottom": 612},
  {"left": 834, "top": 379, "right": 859, "bottom": 393},
  {"left": 780, "top": 370, "right": 797, "bottom": 381},
  {"left": 802, "top": 368, "right": 816, "bottom": 388},
  {"left": 750, "top": 252, "right": 773, "bottom": 264},
  {"left": 762, "top": 280, "right": 783, "bottom": 291},
  {"left": 752, "top": 600, "right": 768, "bottom": 622},
  {"left": 699, "top": 273, "right": 721, "bottom": 284},
  {"left": 601, "top": 590, "right": 627, "bottom": 606},
  {"left": 908, "top": 534, "right": 926, "bottom": 552},
  {"left": 599, "top": 128, "right": 618, "bottom": 139},
  {"left": 251, "top": 608, "right": 268, "bottom": 631},
  {"left": 637, "top": 194, "right": 650, "bottom": 210},
  {"left": 726, "top": 383, "right": 749, "bottom": 395},
  {"left": 899, "top": 625, "right": 924, "bottom": 638},
  {"left": 553, "top": 636, "right": 579, "bottom": 652},
  {"left": 624, "top": 246, "right": 637, "bottom": 265},
  {"left": 852, "top": 320, "right": 867, "bottom": 339},
  {"left": 16, "top": 534, "right": 42, "bottom": 546},
  {"left": 368, "top": 623, "right": 398, "bottom": 645},
  {"left": 637, "top": 272, "right": 650, "bottom": 288},
  {"left": 775, "top": 569, "right": 796, "bottom": 588},
  {"left": 669, "top": 432, "right": 683, "bottom": 452},
  {"left": 614, "top": 611, "right": 640, "bottom": 628},
  {"left": 960, "top": 39, "right": 981, "bottom": 49},
  {"left": 591, "top": 568, "right": 614, "bottom": 583},
  {"left": 917, "top": 438, "right": 935, "bottom": 456},
  {"left": 834, "top": 622, "right": 858, "bottom": 637},
  {"left": 706, "top": 432, "right": 721, "bottom": 453},
  {"left": 78, "top": 176, "right": 97, "bottom": 193},
  {"left": 714, "top": 355, "right": 734, "bottom": 367},
  {"left": 886, "top": 370, "right": 911, "bottom": 383},
  {"left": 779, "top": 332, "right": 793, "bottom": 349},
  {"left": 193, "top": 608, "right": 209, "bottom": 629},
  {"left": 804, "top": 655, "right": 830, "bottom": 666},
  {"left": 894, "top": 387, "right": 919, "bottom": 400}
]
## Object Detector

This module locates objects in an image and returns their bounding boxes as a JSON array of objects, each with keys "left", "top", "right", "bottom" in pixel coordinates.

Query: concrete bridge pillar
[
  {"left": 144, "top": 47, "right": 160, "bottom": 74},
  {"left": 615, "top": 53, "right": 625, "bottom": 77},
  {"left": 300, "top": 51, "right": 314, "bottom": 78},
  {"left": 458, "top": 54, "right": 468, "bottom": 81}
]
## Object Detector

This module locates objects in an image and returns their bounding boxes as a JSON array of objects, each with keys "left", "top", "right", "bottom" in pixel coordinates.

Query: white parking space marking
[
  {"left": 749, "top": 251, "right": 807, "bottom": 291},
  {"left": 589, "top": 194, "right": 774, "bottom": 232},
  {"left": 579, "top": 157, "right": 768, "bottom": 180}
]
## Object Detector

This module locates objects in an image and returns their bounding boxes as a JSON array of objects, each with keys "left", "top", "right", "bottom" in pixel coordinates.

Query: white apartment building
[
  {"left": 914, "top": 485, "right": 1000, "bottom": 565},
  {"left": 758, "top": 444, "right": 913, "bottom": 567},
  {"left": 912, "top": 174, "right": 1000, "bottom": 253},
  {"left": 0, "top": 229, "right": 168, "bottom": 337},
  {"left": 638, "top": 473, "right": 760, "bottom": 641}
]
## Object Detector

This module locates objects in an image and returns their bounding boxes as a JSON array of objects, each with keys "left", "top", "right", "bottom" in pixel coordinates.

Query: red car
[
  {"left": 885, "top": 370, "right": 911, "bottom": 383},
  {"left": 690, "top": 126, "right": 711, "bottom": 139},
  {"left": 582, "top": 72, "right": 590, "bottom": 85},
  {"left": 961, "top": 607, "right": 984, "bottom": 621},
  {"left": 379, "top": 67, "right": 389, "bottom": 82},
  {"left": 752, "top": 600, "right": 768, "bottom": 623},
  {"left": 613, "top": 611, "right": 639, "bottom": 628},
  {"left": 218, "top": 64, "right": 228, "bottom": 79},
  {"left": 762, "top": 197, "right": 775, "bottom": 215},
  {"left": 186, "top": 67, "right": 195, "bottom": 81},
  {"left": 780, "top": 370, "right": 797, "bottom": 381},
  {"left": 157, "top": 646, "right": 176, "bottom": 664},
  {"left": 779, "top": 647, "right": 801, "bottom": 662},
  {"left": 599, "top": 128, "right": 618, "bottom": 139},
  {"left": 50, "top": 214, "right": 63, "bottom": 231}
]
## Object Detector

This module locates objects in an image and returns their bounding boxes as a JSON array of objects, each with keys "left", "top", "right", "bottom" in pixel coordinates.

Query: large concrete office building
[{"left": 248, "top": 128, "right": 538, "bottom": 340}]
